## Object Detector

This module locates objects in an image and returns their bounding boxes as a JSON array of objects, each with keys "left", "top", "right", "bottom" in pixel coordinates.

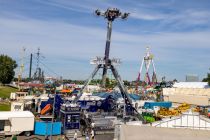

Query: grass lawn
[
  {"left": 0, "top": 103, "right": 11, "bottom": 111},
  {"left": 0, "top": 86, "right": 18, "bottom": 98}
]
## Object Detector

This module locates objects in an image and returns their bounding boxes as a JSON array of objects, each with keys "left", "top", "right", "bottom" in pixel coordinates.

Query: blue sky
[{"left": 0, "top": 0, "right": 210, "bottom": 81}]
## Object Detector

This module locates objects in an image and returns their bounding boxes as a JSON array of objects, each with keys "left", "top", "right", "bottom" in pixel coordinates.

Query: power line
[{"left": 39, "top": 60, "right": 61, "bottom": 77}]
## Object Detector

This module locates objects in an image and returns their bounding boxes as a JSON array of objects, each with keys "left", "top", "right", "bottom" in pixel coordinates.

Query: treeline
[
  {"left": 62, "top": 78, "right": 143, "bottom": 87},
  {"left": 202, "top": 73, "right": 210, "bottom": 86}
]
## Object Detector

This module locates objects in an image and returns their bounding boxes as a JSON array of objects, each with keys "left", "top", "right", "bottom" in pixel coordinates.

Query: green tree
[
  {"left": 202, "top": 73, "right": 210, "bottom": 86},
  {"left": 105, "top": 77, "right": 110, "bottom": 88},
  {"left": 105, "top": 78, "right": 117, "bottom": 89},
  {"left": 0, "top": 55, "right": 17, "bottom": 84},
  {"left": 12, "top": 135, "right": 17, "bottom": 140},
  {"left": 123, "top": 80, "right": 130, "bottom": 86}
]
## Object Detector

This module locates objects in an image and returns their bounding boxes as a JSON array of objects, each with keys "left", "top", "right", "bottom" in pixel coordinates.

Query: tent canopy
[
  {"left": 93, "top": 92, "right": 141, "bottom": 100},
  {"left": 60, "top": 89, "right": 71, "bottom": 93}
]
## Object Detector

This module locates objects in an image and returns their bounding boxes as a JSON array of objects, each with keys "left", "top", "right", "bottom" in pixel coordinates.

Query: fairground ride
[
  {"left": 72, "top": 8, "right": 143, "bottom": 120},
  {"left": 136, "top": 47, "right": 157, "bottom": 92}
]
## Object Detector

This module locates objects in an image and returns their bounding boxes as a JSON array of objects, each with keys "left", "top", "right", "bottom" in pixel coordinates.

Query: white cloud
[
  {"left": 36, "top": 0, "right": 92, "bottom": 14},
  {"left": 165, "top": 10, "right": 210, "bottom": 27},
  {"left": 1, "top": 16, "right": 210, "bottom": 60},
  {"left": 130, "top": 12, "right": 166, "bottom": 20},
  {"left": 0, "top": 14, "right": 210, "bottom": 80}
]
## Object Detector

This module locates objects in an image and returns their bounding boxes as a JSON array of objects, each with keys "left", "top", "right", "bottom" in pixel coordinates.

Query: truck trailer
[{"left": 0, "top": 111, "right": 34, "bottom": 136}]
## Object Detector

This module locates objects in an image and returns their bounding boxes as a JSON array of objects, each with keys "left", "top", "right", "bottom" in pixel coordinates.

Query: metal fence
[{"left": 154, "top": 113, "right": 210, "bottom": 130}]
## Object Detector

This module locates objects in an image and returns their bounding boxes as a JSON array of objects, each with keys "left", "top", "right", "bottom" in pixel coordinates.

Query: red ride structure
[{"left": 136, "top": 47, "right": 157, "bottom": 91}]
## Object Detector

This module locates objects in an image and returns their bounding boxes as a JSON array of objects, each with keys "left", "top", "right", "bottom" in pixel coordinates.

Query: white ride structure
[{"left": 136, "top": 47, "right": 157, "bottom": 88}]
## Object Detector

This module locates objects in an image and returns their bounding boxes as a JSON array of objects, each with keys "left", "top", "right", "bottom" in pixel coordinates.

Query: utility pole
[
  {"left": 36, "top": 48, "right": 40, "bottom": 70},
  {"left": 29, "top": 53, "right": 33, "bottom": 79},
  {"left": 50, "top": 92, "right": 56, "bottom": 140}
]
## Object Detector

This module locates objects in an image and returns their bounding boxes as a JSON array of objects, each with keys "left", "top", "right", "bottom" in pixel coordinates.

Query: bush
[{"left": 12, "top": 135, "right": 17, "bottom": 140}]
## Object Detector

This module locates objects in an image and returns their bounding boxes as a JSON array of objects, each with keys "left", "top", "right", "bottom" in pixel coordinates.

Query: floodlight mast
[{"left": 95, "top": 8, "right": 129, "bottom": 87}]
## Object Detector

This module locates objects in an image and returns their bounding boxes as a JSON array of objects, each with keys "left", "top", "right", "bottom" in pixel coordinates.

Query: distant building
[{"left": 186, "top": 74, "right": 199, "bottom": 82}]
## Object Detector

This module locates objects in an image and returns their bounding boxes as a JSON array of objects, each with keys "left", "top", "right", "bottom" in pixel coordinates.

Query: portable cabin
[
  {"left": 60, "top": 103, "right": 81, "bottom": 132},
  {"left": 0, "top": 111, "right": 34, "bottom": 136},
  {"left": 10, "top": 92, "right": 28, "bottom": 100},
  {"left": 11, "top": 101, "right": 35, "bottom": 112},
  {"left": 11, "top": 101, "right": 24, "bottom": 111}
]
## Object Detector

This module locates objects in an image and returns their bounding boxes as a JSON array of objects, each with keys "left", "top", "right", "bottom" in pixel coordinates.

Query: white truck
[{"left": 0, "top": 111, "right": 34, "bottom": 136}]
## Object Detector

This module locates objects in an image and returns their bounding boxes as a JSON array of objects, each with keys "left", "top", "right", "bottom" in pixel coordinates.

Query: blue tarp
[
  {"left": 40, "top": 94, "right": 63, "bottom": 116},
  {"left": 93, "top": 92, "right": 141, "bottom": 100},
  {"left": 34, "top": 122, "right": 62, "bottom": 135},
  {"left": 144, "top": 102, "right": 172, "bottom": 109}
]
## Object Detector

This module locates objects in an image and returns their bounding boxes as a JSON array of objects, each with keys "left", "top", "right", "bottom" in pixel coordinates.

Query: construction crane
[
  {"left": 136, "top": 47, "right": 157, "bottom": 92},
  {"left": 18, "top": 47, "right": 26, "bottom": 87}
]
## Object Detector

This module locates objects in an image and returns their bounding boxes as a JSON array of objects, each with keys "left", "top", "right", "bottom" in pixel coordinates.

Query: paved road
[
  {"left": 4, "top": 134, "right": 114, "bottom": 140},
  {"left": 4, "top": 135, "right": 61, "bottom": 140},
  {"left": 95, "top": 134, "right": 114, "bottom": 140},
  {"left": 120, "top": 125, "right": 210, "bottom": 140}
]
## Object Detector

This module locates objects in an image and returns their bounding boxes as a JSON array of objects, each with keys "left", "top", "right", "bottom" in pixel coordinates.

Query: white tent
[{"left": 173, "top": 82, "right": 209, "bottom": 89}]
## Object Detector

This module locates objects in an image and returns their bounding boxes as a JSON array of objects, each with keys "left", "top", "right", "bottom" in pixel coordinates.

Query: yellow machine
[
  {"left": 157, "top": 103, "right": 190, "bottom": 117},
  {"left": 192, "top": 107, "right": 200, "bottom": 112}
]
